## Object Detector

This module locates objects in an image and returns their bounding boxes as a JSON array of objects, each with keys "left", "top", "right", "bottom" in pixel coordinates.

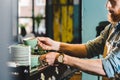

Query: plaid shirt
[{"left": 85, "top": 22, "right": 120, "bottom": 79}]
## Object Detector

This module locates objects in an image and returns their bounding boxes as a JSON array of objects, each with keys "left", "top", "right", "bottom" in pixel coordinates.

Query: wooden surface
[
  {"left": 102, "top": 77, "right": 109, "bottom": 80},
  {"left": 69, "top": 71, "right": 82, "bottom": 80}
]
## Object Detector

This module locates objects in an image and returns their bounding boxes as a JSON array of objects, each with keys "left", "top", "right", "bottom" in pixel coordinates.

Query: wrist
[
  {"left": 59, "top": 42, "right": 69, "bottom": 53},
  {"left": 56, "top": 53, "right": 69, "bottom": 65},
  {"left": 57, "top": 53, "right": 64, "bottom": 63},
  {"left": 55, "top": 41, "right": 60, "bottom": 51}
]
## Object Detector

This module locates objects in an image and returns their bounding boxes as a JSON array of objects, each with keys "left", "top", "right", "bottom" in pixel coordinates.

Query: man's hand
[
  {"left": 37, "top": 37, "right": 60, "bottom": 51},
  {"left": 39, "top": 52, "right": 60, "bottom": 66}
]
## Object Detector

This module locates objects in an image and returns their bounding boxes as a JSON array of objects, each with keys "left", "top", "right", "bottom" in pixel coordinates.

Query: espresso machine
[
  {"left": 8, "top": 38, "right": 49, "bottom": 80},
  {"left": 8, "top": 38, "right": 78, "bottom": 80}
]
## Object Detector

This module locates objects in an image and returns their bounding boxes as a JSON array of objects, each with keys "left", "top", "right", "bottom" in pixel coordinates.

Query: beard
[{"left": 108, "top": 9, "right": 120, "bottom": 24}]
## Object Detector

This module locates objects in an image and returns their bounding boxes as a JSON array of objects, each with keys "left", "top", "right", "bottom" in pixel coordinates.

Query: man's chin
[
  {"left": 108, "top": 12, "right": 120, "bottom": 23},
  {"left": 108, "top": 15, "right": 119, "bottom": 24}
]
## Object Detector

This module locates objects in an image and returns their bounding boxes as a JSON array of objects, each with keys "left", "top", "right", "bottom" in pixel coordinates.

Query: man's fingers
[
  {"left": 39, "top": 54, "right": 46, "bottom": 60},
  {"left": 37, "top": 37, "right": 47, "bottom": 42}
]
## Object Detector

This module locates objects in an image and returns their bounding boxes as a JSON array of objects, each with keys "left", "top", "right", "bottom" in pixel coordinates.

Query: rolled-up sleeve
[
  {"left": 102, "top": 46, "right": 120, "bottom": 78},
  {"left": 85, "top": 25, "right": 111, "bottom": 58}
]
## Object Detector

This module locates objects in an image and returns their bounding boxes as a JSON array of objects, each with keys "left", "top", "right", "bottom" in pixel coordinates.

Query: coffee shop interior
[{"left": 0, "top": 0, "right": 108, "bottom": 80}]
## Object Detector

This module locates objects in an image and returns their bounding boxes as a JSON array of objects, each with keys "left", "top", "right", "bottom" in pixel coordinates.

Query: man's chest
[{"left": 105, "top": 31, "right": 120, "bottom": 57}]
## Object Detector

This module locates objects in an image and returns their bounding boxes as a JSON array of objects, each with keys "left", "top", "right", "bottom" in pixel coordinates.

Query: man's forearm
[
  {"left": 63, "top": 55, "right": 106, "bottom": 76},
  {"left": 59, "top": 43, "right": 88, "bottom": 58}
]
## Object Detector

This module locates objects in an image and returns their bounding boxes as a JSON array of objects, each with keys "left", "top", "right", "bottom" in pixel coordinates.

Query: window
[
  {"left": 18, "top": 0, "right": 81, "bottom": 43},
  {"left": 35, "top": 0, "right": 46, "bottom": 6},
  {"left": 19, "top": 0, "right": 30, "bottom": 6},
  {"left": 18, "top": 0, "right": 46, "bottom": 42}
]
